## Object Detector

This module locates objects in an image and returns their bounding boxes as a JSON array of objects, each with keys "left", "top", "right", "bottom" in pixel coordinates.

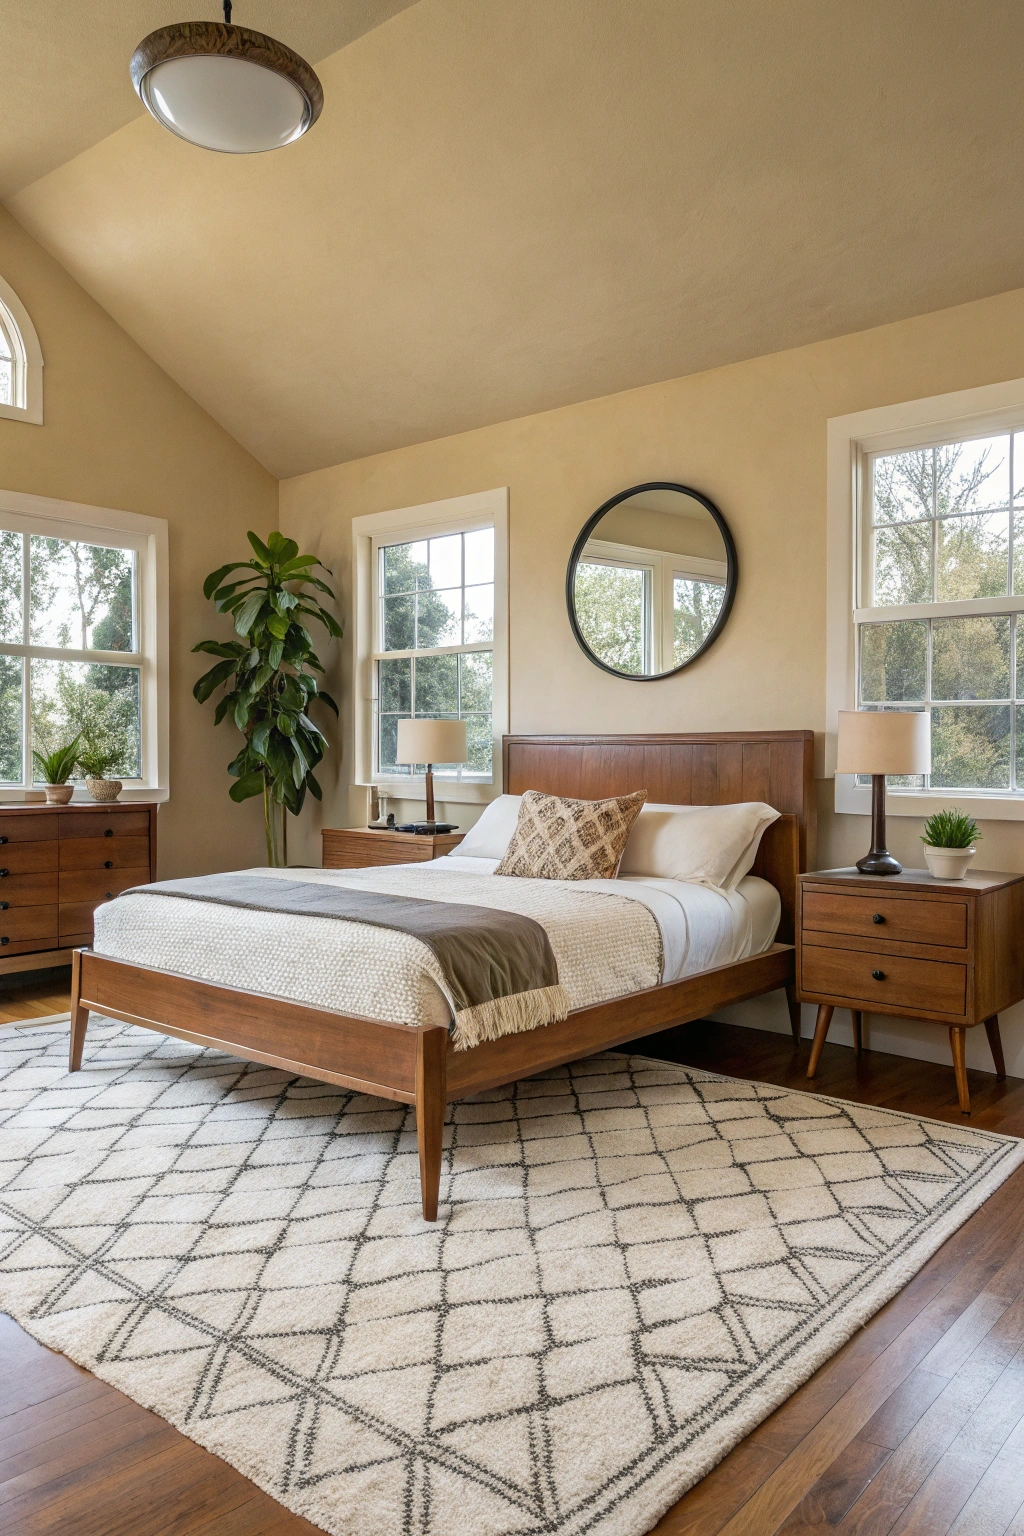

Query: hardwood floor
[{"left": 2, "top": 987, "right": 1024, "bottom": 1535}]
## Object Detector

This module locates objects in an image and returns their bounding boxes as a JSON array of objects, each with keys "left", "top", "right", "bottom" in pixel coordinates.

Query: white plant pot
[
  {"left": 43, "top": 784, "right": 74, "bottom": 805},
  {"left": 923, "top": 845, "right": 976, "bottom": 880}
]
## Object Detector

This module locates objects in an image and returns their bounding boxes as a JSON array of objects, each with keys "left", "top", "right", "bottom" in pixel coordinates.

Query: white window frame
[
  {"left": 0, "top": 489, "right": 169, "bottom": 803},
  {"left": 352, "top": 488, "right": 509, "bottom": 804},
  {"left": 0, "top": 274, "right": 43, "bottom": 425},
  {"left": 827, "top": 375, "right": 1024, "bottom": 820},
  {"left": 580, "top": 537, "right": 727, "bottom": 675}
]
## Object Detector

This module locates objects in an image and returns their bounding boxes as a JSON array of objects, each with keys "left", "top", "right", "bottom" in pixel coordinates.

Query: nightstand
[
  {"left": 798, "top": 867, "right": 1024, "bottom": 1114},
  {"left": 322, "top": 827, "right": 464, "bottom": 869}
]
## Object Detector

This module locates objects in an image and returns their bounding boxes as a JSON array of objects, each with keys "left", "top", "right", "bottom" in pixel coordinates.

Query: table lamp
[
  {"left": 395, "top": 718, "right": 468, "bottom": 833},
  {"left": 836, "top": 710, "right": 931, "bottom": 875}
]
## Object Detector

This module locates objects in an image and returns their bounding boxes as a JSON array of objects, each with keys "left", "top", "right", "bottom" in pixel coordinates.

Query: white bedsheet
[{"left": 92, "top": 859, "right": 780, "bottom": 1032}]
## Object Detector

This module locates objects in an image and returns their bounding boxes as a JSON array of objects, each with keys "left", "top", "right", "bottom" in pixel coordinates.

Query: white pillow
[
  {"left": 450, "top": 794, "right": 523, "bottom": 859},
  {"left": 618, "top": 801, "right": 780, "bottom": 892}
]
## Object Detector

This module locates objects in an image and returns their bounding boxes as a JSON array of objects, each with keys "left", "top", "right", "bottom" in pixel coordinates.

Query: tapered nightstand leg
[
  {"left": 949, "top": 1026, "right": 971, "bottom": 1115},
  {"left": 984, "top": 1015, "right": 1006, "bottom": 1081},
  {"left": 785, "top": 983, "right": 801, "bottom": 1046},
  {"left": 851, "top": 1010, "right": 863, "bottom": 1058},
  {"left": 807, "top": 1005, "right": 833, "bottom": 1079}
]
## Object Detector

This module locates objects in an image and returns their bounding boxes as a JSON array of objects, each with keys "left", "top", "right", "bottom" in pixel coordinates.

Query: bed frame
[{"left": 69, "top": 731, "right": 815, "bottom": 1220}]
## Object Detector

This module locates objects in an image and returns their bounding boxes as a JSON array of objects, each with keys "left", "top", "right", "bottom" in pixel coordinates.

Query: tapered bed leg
[
  {"left": 984, "top": 1015, "right": 1006, "bottom": 1081},
  {"left": 416, "top": 1026, "right": 447, "bottom": 1221},
  {"left": 785, "top": 983, "right": 801, "bottom": 1046},
  {"left": 807, "top": 1004, "right": 833, "bottom": 1079},
  {"left": 69, "top": 949, "right": 90, "bottom": 1073},
  {"left": 949, "top": 1026, "right": 971, "bottom": 1115},
  {"left": 851, "top": 1010, "right": 863, "bottom": 1058}
]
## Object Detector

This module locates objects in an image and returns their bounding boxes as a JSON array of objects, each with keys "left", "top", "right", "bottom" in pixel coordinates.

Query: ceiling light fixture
[{"left": 130, "top": 2, "right": 323, "bottom": 154}]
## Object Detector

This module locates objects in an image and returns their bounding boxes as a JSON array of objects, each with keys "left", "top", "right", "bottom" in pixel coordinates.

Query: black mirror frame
[{"left": 565, "top": 481, "right": 738, "bottom": 681}]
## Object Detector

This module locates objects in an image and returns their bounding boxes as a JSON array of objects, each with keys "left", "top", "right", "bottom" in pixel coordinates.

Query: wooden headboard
[{"left": 502, "top": 731, "right": 815, "bottom": 943}]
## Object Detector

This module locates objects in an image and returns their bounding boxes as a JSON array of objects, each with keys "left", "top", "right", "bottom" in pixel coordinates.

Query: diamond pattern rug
[{"left": 0, "top": 1016, "right": 1021, "bottom": 1536}]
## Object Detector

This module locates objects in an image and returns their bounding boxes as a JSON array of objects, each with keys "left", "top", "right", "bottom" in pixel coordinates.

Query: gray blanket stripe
[{"left": 117, "top": 875, "right": 560, "bottom": 1019}]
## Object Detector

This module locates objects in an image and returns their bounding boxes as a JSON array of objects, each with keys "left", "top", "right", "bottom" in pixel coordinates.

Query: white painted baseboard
[{"left": 710, "top": 992, "right": 1024, "bottom": 1079}]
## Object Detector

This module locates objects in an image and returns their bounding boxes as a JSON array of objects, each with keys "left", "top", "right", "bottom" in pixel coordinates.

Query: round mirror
[{"left": 566, "top": 482, "right": 737, "bottom": 680}]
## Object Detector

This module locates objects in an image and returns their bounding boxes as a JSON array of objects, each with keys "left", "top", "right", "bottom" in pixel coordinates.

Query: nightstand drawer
[
  {"left": 802, "top": 942, "right": 967, "bottom": 1015},
  {"left": 803, "top": 891, "right": 967, "bottom": 948}
]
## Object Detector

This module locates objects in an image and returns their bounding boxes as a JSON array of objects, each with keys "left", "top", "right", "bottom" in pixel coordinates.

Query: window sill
[
  {"left": 835, "top": 776, "right": 1024, "bottom": 822},
  {"left": 0, "top": 786, "right": 168, "bottom": 805},
  {"left": 364, "top": 779, "right": 497, "bottom": 806}
]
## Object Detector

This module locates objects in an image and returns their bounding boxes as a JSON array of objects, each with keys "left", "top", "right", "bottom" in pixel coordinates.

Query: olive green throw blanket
[{"left": 120, "top": 874, "right": 569, "bottom": 1049}]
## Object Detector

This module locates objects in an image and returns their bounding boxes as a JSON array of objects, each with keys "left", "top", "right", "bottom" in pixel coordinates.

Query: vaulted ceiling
[{"left": 6, "top": 0, "right": 1024, "bottom": 478}]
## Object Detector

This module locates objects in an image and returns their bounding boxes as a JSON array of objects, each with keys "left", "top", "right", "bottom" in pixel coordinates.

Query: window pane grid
[
  {"left": 374, "top": 528, "right": 494, "bottom": 783},
  {"left": 857, "top": 430, "right": 1024, "bottom": 795},
  {"left": 0, "top": 528, "right": 143, "bottom": 787}
]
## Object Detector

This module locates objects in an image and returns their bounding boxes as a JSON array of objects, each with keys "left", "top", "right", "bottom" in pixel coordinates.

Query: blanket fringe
[{"left": 451, "top": 984, "right": 571, "bottom": 1051}]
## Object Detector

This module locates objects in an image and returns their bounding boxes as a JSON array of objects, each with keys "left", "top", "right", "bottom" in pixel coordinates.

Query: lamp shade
[
  {"left": 396, "top": 719, "right": 468, "bottom": 767},
  {"left": 836, "top": 710, "right": 931, "bottom": 775}
]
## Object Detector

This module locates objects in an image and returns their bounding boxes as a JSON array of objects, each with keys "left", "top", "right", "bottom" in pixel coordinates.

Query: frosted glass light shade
[
  {"left": 142, "top": 56, "right": 307, "bottom": 152},
  {"left": 836, "top": 710, "right": 931, "bottom": 775},
  {"left": 396, "top": 719, "right": 468, "bottom": 766},
  {"left": 131, "top": 23, "right": 322, "bottom": 155}
]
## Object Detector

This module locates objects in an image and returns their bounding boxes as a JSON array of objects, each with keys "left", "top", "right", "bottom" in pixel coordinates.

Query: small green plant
[
  {"left": 921, "top": 808, "right": 981, "bottom": 849},
  {"left": 76, "top": 743, "right": 120, "bottom": 780},
  {"left": 32, "top": 737, "right": 82, "bottom": 786}
]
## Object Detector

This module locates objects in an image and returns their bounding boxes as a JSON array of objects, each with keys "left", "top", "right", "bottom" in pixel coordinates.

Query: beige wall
[
  {"left": 0, "top": 206, "right": 278, "bottom": 877},
  {"left": 281, "top": 284, "right": 1024, "bottom": 1075}
]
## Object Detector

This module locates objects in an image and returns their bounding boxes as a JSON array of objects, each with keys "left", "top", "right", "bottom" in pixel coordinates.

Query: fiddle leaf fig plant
[{"left": 193, "top": 531, "right": 341, "bottom": 865}]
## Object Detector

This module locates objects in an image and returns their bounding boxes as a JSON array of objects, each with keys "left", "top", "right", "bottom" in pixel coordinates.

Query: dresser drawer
[
  {"left": 0, "top": 872, "right": 59, "bottom": 908},
  {"left": 0, "top": 906, "right": 59, "bottom": 944},
  {"left": 59, "top": 867, "right": 149, "bottom": 904},
  {"left": 802, "top": 891, "right": 967, "bottom": 948},
  {"left": 0, "top": 813, "right": 59, "bottom": 843},
  {"left": 0, "top": 841, "right": 59, "bottom": 876},
  {"left": 59, "top": 901, "right": 105, "bottom": 940},
  {"left": 59, "top": 810, "right": 151, "bottom": 840},
  {"left": 802, "top": 941, "right": 967, "bottom": 1016},
  {"left": 59, "top": 836, "right": 150, "bottom": 872}
]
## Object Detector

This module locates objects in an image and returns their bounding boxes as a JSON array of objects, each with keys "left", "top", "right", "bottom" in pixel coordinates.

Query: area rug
[{"left": 1, "top": 1018, "right": 1021, "bottom": 1536}]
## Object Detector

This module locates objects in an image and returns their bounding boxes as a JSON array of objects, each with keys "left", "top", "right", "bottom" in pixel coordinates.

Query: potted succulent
[
  {"left": 76, "top": 742, "right": 123, "bottom": 802},
  {"left": 921, "top": 808, "right": 981, "bottom": 880},
  {"left": 32, "top": 737, "right": 82, "bottom": 805}
]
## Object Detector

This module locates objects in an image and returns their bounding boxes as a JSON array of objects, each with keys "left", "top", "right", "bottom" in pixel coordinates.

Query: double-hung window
[
  {"left": 353, "top": 489, "right": 509, "bottom": 796},
  {"left": 853, "top": 425, "right": 1024, "bottom": 795},
  {"left": 575, "top": 537, "right": 727, "bottom": 675},
  {"left": 0, "top": 492, "right": 168, "bottom": 800}
]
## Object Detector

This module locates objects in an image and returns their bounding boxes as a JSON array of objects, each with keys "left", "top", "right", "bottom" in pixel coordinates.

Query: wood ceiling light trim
[{"left": 130, "top": 23, "right": 324, "bottom": 125}]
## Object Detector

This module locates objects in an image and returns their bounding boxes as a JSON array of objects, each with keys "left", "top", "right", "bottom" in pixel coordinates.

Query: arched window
[{"left": 0, "top": 275, "right": 43, "bottom": 425}]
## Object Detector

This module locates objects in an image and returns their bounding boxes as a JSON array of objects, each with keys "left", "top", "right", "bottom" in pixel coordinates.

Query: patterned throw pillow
[{"left": 495, "top": 789, "right": 647, "bottom": 880}]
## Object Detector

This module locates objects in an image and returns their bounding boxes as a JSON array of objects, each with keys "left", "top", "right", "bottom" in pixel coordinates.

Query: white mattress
[{"left": 93, "top": 858, "right": 780, "bottom": 1032}]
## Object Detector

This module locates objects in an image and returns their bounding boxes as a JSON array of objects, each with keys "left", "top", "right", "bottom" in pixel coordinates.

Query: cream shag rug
[{"left": 1, "top": 1017, "right": 1021, "bottom": 1536}]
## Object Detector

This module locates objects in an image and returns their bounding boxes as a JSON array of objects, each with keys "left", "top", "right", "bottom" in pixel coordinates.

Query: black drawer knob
[
  {"left": 872, "top": 969, "right": 886, "bottom": 980},
  {"left": 0, "top": 937, "right": 8, "bottom": 946},
  {"left": 872, "top": 913, "right": 885, "bottom": 924},
  {"left": 105, "top": 892, "right": 112, "bottom": 899},
  {"left": 0, "top": 902, "right": 7, "bottom": 911},
  {"left": 103, "top": 828, "right": 113, "bottom": 837},
  {"left": 103, "top": 860, "right": 113, "bottom": 869},
  {"left": 0, "top": 870, "right": 7, "bottom": 879},
  {"left": 0, "top": 836, "right": 7, "bottom": 844}
]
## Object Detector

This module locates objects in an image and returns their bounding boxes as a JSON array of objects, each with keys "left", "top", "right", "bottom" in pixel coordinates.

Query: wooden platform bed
[{"left": 69, "top": 731, "right": 815, "bottom": 1220}]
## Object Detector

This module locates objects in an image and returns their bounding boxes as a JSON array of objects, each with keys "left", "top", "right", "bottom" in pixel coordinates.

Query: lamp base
[
  {"left": 857, "top": 773, "right": 902, "bottom": 876},
  {"left": 856, "top": 850, "right": 903, "bottom": 876}
]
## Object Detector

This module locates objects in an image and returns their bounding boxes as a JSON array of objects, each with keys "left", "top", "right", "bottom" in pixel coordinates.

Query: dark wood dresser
[
  {"left": 0, "top": 803, "right": 157, "bottom": 975},
  {"left": 322, "top": 827, "right": 463, "bottom": 869}
]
